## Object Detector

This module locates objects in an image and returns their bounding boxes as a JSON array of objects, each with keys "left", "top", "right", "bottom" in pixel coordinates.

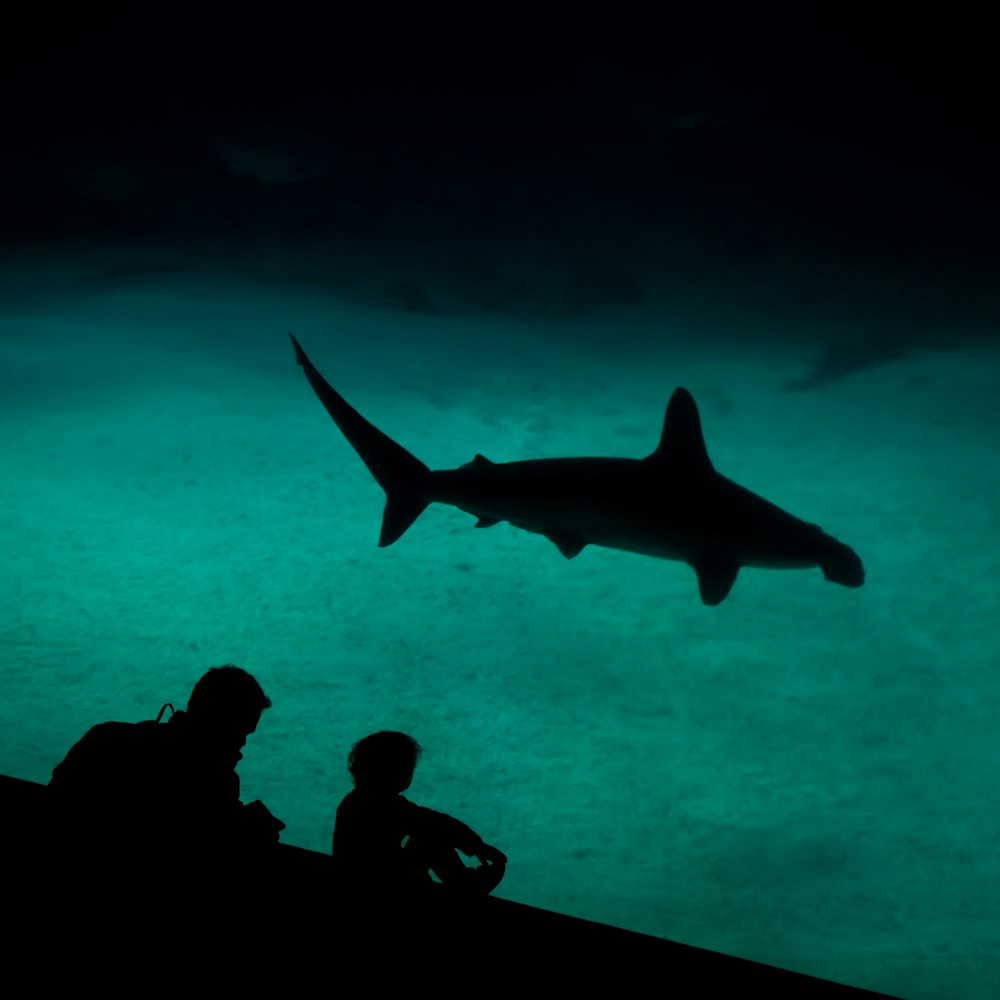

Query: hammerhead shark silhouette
[{"left": 291, "top": 336, "right": 864, "bottom": 605}]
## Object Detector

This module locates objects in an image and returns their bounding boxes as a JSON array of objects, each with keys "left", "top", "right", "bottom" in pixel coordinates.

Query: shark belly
[
  {"left": 432, "top": 460, "right": 861, "bottom": 597},
  {"left": 430, "top": 459, "right": 696, "bottom": 563}
]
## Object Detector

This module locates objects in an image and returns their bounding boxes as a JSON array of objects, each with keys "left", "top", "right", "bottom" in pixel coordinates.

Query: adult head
[{"left": 187, "top": 664, "right": 271, "bottom": 755}]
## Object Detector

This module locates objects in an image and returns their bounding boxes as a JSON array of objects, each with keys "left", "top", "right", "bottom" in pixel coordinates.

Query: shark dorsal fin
[{"left": 649, "top": 387, "right": 713, "bottom": 473}]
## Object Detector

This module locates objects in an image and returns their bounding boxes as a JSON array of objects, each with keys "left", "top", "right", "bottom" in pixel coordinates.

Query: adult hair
[{"left": 187, "top": 664, "right": 271, "bottom": 719}]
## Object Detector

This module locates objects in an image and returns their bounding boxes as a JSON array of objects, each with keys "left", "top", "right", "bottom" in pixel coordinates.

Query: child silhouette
[{"left": 333, "top": 731, "right": 506, "bottom": 896}]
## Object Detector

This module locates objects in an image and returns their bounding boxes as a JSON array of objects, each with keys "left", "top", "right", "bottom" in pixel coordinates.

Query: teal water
[
  {"left": 1, "top": 246, "right": 997, "bottom": 998},
  {"left": 2, "top": 10, "right": 998, "bottom": 996}
]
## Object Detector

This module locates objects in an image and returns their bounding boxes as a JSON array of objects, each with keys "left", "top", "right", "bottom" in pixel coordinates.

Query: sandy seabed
[{"left": 2, "top": 249, "right": 998, "bottom": 1000}]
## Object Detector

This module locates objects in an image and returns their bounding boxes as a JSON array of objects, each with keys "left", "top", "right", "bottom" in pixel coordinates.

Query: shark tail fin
[
  {"left": 369, "top": 447, "right": 431, "bottom": 547},
  {"left": 291, "top": 334, "right": 431, "bottom": 546},
  {"left": 379, "top": 494, "right": 430, "bottom": 547}
]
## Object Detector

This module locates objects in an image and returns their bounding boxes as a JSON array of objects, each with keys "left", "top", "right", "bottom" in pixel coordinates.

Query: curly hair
[{"left": 347, "top": 730, "right": 421, "bottom": 791}]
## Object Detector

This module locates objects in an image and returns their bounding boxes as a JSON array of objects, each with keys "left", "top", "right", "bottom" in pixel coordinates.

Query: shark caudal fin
[{"left": 290, "top": 335, "right": 430, "bottom": 546}]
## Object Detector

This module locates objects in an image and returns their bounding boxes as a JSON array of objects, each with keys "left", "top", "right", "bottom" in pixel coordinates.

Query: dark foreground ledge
[{"left": 2, "top": 774, "right": 897, "bottom": 996}]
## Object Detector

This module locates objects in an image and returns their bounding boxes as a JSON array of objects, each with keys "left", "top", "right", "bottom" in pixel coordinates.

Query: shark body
[{"left": 291, "top": 336, "right": 864, "bottom": 605}]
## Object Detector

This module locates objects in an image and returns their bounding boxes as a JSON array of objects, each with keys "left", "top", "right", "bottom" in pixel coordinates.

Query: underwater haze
[{"left": 2, "top": 10, "right": 998, "bottom": 999}]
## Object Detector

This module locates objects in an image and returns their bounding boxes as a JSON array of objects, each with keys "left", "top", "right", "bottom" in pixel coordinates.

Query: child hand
[{"left": 476, "top": 843, "right": 507, "bottom": 866}]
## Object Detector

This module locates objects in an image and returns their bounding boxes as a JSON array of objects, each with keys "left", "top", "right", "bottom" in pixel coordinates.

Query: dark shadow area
[
  {"left": 1, "top": 7, "right": 997, "bottom": 339},
  {"left": 3, "top": 773, "right": 898, "bottom": 994}
]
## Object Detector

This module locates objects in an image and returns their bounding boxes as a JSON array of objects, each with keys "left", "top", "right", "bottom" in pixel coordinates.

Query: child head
[{"left": 348, "top": 731, "right": 421, "bottom": 793}]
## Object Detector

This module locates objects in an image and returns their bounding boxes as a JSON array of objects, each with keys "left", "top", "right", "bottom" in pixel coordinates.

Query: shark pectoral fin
[
  {"left": 543, "top": 531, "right": 588, "bottom": 559},
  {"left": 692, "top": 556, "right": 740, "bottom": 606},
  {"left": 379, "top": 496, "right": 430, "bottom": 547},
  {"left": 474, "top": 516, "right": 500, "bottom": 528}
]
